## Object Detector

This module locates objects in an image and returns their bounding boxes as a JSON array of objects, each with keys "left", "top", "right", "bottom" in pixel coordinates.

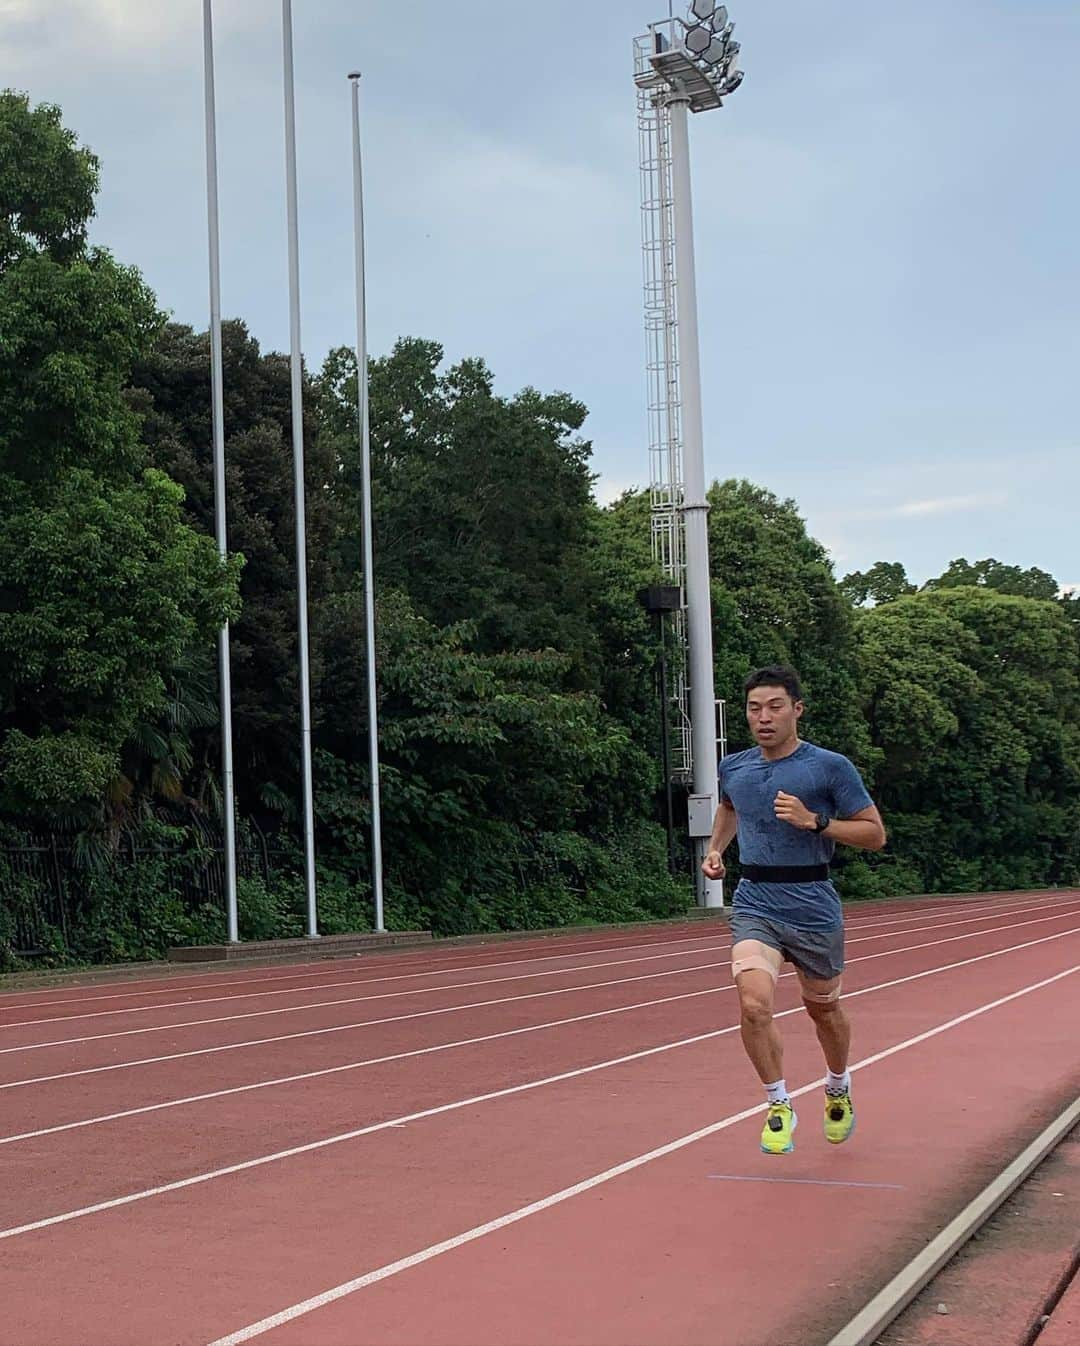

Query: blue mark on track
[{"left": 707, "top": 1174, "right": 903, "bottom": 1190}]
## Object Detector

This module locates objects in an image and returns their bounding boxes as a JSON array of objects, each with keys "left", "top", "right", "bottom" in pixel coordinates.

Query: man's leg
[
  {"left": 799, "top": 976, "right": 850, "bottom": 1074},
  {"left": 735, "top": 967, "right": 784, "bottom": 1084},
  {"left": 799, "top": 971, "right": 856, "bottom": 1144},
  {"left": 732, "top": 939, "right": 784, "bottom": 1080},
  {"left": 732, "top": 940, "right": 795, "bottom": 1153}
]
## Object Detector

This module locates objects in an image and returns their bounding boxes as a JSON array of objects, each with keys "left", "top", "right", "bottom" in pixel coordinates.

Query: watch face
[{"left": 816, "top": 814, "right": 830, "bottom": 832}]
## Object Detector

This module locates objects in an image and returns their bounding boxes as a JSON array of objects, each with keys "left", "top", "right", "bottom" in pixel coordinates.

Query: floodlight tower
[{"left": 634, "top": 2, "right": 743, "bottom": 908}]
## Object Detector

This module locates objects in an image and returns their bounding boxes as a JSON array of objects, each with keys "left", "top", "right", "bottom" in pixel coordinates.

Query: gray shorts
[{"left": 729, "top": 910, "right": 845, "bottom": 982}]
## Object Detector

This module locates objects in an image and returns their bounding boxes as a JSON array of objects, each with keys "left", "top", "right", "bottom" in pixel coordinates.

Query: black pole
[{"left": 658, "top": 612, "right": 677, "bottom": 875}]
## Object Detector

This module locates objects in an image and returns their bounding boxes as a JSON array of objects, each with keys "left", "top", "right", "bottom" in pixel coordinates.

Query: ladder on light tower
[{"left": 637, "top": 64, "right": 694, "bottom": 783}]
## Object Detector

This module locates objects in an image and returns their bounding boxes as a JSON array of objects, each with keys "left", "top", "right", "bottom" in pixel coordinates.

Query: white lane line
[
  {"left": 0, "top": 958, "right": 724, "bottom": 1058},
  {"left": 0, "top": 930, "right": 730, "bottom": 1012},
  {"left": 0, "top": 941, "right": 731, "bottom": 1031},
  {"left": 0, "top": 893, "right": 1044, "bottom": 1017},
  {"left": 0, "top": 891, "right": 1066, "bottom": 1016},
  {"left": 0, "top": 928, "right": 1076, "bottom": 1246},
  {"left": 0, "top": 925, "right": 739, "bottom": 1006},
  {"left": 5, "top": 901, "right": 1078, "bottom": 1053},
  {"left": 5, "top": 917, "right": 1078, "bottom": 1144},
  {"left": 0, "top": 987, "right": 720, "bottom": 1145},
  {"left": 4, "top": 910, "right": 1078, "bottom": 1087},
  {"left": 204, "top": 963, "right": 1080, "bottom": 1346},
  {"left": 2, "top": 899, "right": 1066, "bottom": 1044}
]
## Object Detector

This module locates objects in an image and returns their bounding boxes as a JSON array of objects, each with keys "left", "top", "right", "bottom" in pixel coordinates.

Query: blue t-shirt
[{"left": 718, "top": 740, "right": 874, "bottom": 931}]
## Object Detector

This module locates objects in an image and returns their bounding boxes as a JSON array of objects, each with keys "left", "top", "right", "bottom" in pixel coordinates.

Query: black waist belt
[{"left": 741, "top": 864, "right": 830, "bottom": 884}]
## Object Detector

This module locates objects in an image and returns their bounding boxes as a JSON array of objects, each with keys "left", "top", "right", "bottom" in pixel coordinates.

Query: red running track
[{"left": 0, "top": 891, "right": 1076, "bottom": 1346}]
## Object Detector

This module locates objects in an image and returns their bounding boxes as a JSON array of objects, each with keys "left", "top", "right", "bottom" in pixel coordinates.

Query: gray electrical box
[{"left": 687, "top": 794, "right": 716, "bottom": 838}]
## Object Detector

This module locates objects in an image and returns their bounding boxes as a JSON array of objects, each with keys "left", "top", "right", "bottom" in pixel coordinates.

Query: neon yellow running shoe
[
  {"left": 760, "top": 1102, "right": 797, "bottom": 1154},
  {"left": 825, "top": 1091, "right": 856, "bottom": 1144}
]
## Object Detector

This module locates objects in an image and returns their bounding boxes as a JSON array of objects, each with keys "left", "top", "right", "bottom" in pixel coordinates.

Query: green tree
[
  {"left": 0, "top": 93, "right": 239, "bottom": 825},
  {"left": 588, "top": 489, "right": 666, "bottom": 752},
  {"left": 0, "top": 92, "right": 96, "bottom": 269},
  {"left": 312, "top": 584, "right": 669, "bottom": 934},
  {"left": 856, "top": 587, "right": 1080, "bottom": 890},
  {"left": 315, "top": 339, "right": 679, "bottom": 925},
  {"left": 135, "top": 330, "right": 677, "bottom": 933},
  {"left": 704, "top": 480, "right": 872, "bottom": 765},
  {"left": 131, "top": 320, "right": 341, "bottom": 822},
  {"left": 840, "top": 561, "right": 916, "bottom": 607},
  {"left": 924, "top": 557, "right": 1060, "bottom": 601},
  {"left": 315, "top": 339, "right": 600, "bottom": 676}
]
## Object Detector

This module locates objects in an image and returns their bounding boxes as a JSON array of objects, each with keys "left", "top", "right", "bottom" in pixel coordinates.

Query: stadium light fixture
[
  {"left": 685, "top": 24, "right": 712, "bottom": 56},
  {"left": 719, "top": 39, "right": 741, "bottom": 66}
]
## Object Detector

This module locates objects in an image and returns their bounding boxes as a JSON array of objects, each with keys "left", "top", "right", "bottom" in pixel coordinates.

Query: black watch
[{"left": 813, "top": 813, "right": 831, "bottom": 834}]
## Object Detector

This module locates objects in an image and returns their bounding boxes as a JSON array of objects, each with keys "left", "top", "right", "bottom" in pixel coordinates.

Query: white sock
[
  {"left": 826, "top": 1069, "right": 851, "bottom": 1096},
  {"left": 765, "top": 1079, "right": 788, "bottom": 1105}
]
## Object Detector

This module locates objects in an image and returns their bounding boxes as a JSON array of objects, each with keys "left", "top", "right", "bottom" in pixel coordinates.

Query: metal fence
[{"left": 0, "top": 820, "right": 291, "bottom": 956}]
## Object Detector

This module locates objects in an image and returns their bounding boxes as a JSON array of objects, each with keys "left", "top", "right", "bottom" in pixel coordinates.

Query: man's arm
[
  {"left": 773, "top": 794, "right": 886, "bottom": 851},
  {"left": 702, "top": 800, "right": 738, "bottom": 879},
  {"left": 824, "top": 805, "right": 887, "bottom": 851}
]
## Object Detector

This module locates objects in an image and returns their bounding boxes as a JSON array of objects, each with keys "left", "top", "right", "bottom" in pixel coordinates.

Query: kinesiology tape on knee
[{"left": 802, "top": 982, "right": 842, "bottom": 1004}]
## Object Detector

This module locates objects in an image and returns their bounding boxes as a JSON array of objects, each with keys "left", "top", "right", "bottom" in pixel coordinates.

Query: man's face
[{"left": 745, "top": 685, "right": 803, "bottom": 747}]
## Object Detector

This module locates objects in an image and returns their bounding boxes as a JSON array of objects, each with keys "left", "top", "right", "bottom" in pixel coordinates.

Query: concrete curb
[{"left": 827, "top": 1098, "right": 1080, "bottom": 1346}]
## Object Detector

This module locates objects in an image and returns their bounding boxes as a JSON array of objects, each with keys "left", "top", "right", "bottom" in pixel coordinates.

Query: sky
[{"left": 2, "top": 0, "right": 1078, "bottom": 588}]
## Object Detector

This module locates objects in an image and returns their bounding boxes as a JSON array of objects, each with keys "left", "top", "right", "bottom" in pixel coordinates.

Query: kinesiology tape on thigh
[{"left": 731, "top": 941, "right": 781, "bottom": 983}]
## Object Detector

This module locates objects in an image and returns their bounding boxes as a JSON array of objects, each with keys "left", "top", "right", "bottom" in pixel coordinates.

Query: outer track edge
[{"left": 827, "top": 1095, "right": 1080, "bottom": 1346}]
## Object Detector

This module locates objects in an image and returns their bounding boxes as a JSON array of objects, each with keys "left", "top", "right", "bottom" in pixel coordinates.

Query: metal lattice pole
[{"left": 637, "top": 75, "right": 692, "bottom": 781}]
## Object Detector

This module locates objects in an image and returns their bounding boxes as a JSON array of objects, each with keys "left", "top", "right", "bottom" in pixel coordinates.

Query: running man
[{"left": 702, "top": 665, "right": 886, "bottom": 1155}]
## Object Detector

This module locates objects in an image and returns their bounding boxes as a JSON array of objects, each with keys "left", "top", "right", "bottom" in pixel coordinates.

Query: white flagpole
[
  {"left": 281, "top": 0, "right": 319, "bottom": 937},
  {"left": 201, "top": 0, "right": 240, "bottom": 942},
  {"left": 348, "top": 73, "right": 386, "bottom": 934}
]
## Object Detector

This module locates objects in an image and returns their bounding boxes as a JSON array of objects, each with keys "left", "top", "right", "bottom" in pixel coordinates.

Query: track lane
[
  {"left": 0, "top": 921, "right": 1074, "bottom": 1254},
  {"left": 243, "top": 971, "right": 1079, "bottom": 1346},
  {"left": 0, "top": 892, "right": 1069, "bottom": 1021},
  {"left": 0, "top": 929, "right": 1074, "bottom": 1346},
  {"left": 3, "top": 897, "right": 1076, "bottom": 1062},
  {"left": 2, "top": 900, "right": 1076, "bottom": 1111},
  {"left": 0, "top": 907, "right": 1077, "bottom": 1153}
]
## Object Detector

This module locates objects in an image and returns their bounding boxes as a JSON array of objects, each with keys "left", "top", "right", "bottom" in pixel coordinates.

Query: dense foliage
[
  {"left": 2, "top": 95, "right": 1077, "bottom": 966},
  {"left": 0, "top": 93, "right": 239, "bottom": 834}
]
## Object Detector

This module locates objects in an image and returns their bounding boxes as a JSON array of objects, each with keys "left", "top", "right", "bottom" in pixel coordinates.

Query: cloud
[
  {"left": 820, "top": 491, "right": 1009, "bottom": 525},
  {"left": 383, "top": 131, "right": 632, "bottom": 284},
  {"left": 891, "top": 492, "right": 1008, "bottom": 518},
  {"left": 1, "top": 0, "right": 261, "bottom": 59},
  {"left": 818, "top": 540, "right": 850, "bottom": 566},
  {"left": 1, "top": 0, "right": 175, "bottom": 40},
  {"left": 65, "top": 0, "right": 183, "bottom": 40},
  {"left": 593, "top": 474, "right": 643, "bottom": 506}
]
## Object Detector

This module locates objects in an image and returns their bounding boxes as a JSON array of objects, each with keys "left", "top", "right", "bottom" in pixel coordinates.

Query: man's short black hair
[{"left": 743, "top": 665, "right": 803, "bottom": 703}]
